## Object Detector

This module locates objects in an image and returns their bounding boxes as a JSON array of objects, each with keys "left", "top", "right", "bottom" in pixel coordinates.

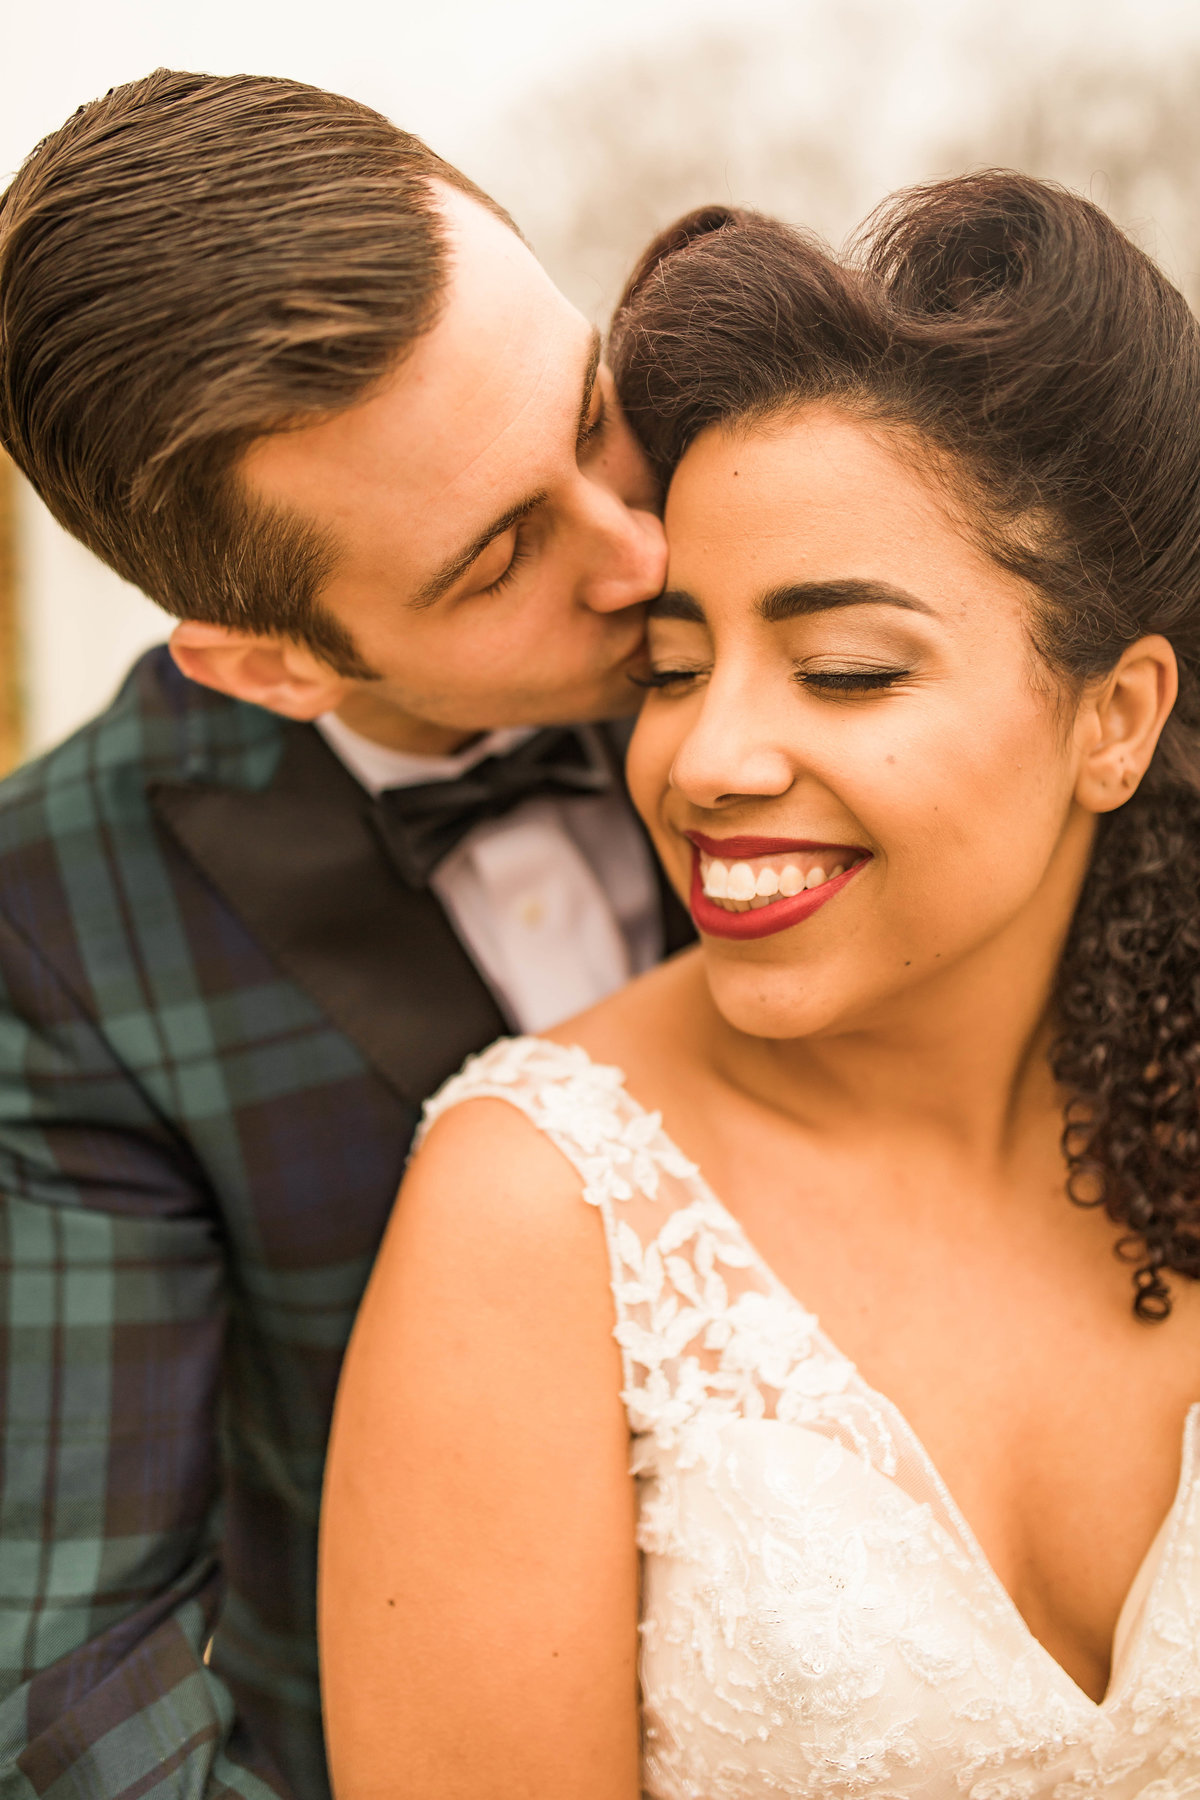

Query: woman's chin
[{"left": 702, "top": 960, "right": 861, "bottom": 1043}]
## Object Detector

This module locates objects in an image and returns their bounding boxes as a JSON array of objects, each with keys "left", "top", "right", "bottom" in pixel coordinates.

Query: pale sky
[
  {"left": 7, "top": 0, "right": 1200, "bottom": 189},
  {"left": 2, "top": 0, "right": 773, "bottom": 182}
]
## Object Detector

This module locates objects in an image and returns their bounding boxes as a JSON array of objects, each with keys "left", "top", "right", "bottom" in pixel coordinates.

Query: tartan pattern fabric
[{"left": 0, "top": 651, "right": 427, "bottom": 1799}]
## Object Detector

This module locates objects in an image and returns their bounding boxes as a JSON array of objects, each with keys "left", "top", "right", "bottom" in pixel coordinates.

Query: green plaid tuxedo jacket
[{"left": 0, "top": 646, "right": 690, "bottom": 1800}]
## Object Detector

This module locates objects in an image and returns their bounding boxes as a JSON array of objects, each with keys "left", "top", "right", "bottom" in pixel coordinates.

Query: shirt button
[{"left": 517, "top": 896, "right": 545, "bottom": 929}]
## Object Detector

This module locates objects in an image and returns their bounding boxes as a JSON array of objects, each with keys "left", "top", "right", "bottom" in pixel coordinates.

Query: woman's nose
[{"left": 670, "top": 682, "right": 796, "bottom": 810}]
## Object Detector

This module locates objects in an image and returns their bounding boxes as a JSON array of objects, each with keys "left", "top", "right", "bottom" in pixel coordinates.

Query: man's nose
[{"left": 584, "top": 502, "right": 668, "bottom": 613}]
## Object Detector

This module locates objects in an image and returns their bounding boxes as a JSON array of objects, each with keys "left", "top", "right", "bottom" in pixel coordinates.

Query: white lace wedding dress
[{"left": 420, "top": 1037, "right": 1200, "bottom": 1799}]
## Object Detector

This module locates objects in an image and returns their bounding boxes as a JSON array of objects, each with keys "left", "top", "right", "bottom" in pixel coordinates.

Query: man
[{"left": 0, "top": 69, "right": 686, "bottom": 1798}]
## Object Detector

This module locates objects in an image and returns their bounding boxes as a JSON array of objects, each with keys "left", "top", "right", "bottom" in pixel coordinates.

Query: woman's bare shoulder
[
  {"left": 401, "top": 1092, "right": 593, "bottom": 1269},
  {"left": 349, "top": 1092, "right": 625, "bottom": 1501},
  {"left": 325, "top": 1077, "right": 639, "bottom": 1800}
]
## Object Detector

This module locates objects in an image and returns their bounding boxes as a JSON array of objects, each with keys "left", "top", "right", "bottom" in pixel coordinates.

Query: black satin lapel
[{"left": 150, "top": 724, "right": 507, "bottom": 1102}]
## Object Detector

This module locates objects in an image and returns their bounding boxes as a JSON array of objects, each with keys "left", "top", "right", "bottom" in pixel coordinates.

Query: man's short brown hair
[{"left": 0, "top": 69, "right": 506, "bottom": 674}]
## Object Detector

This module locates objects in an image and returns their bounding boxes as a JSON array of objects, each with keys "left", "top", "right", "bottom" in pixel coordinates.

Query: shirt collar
[{"left": 315, "top": 713, "right": 537, "bottom": 798}]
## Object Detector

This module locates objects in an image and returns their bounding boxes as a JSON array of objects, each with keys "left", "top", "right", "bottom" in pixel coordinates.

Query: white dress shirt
[{"left": 315, "top": 713, "right": 662, "bottom": 1034}]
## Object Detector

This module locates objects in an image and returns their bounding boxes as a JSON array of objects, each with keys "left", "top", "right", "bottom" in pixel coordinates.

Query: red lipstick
[
  {"left": 687, "top": 832, "right": 865, "bottom": 860},
  {"left": 685, "top": 836, "right": 869, "bottom": 941}
]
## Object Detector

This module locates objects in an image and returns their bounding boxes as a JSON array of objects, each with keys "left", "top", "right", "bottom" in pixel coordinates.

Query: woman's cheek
[{"left": 627, "top": 705, "right": 676, "bottom": 824}]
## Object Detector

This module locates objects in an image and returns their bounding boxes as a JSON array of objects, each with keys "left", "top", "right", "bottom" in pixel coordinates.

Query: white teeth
[
  {"left": 701, "top": 849, "right": 860, "bottom": 912},
  {"left": 703, "top": 859, "right": 729, "bottom": 898}
]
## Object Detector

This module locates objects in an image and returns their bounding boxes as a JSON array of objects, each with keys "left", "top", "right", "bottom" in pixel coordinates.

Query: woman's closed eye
[
  {"left": 630, "top": 664, "right": 708, "bottom": 691},
  {"left": 799, "top": 666, "right": 913, "bottom": 694},
  {"left": 633, "top": 663, "right": 913, "bottom": 695}
]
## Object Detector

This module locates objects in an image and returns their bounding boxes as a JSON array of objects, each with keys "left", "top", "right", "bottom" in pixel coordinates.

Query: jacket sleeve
[{"left": 0, "top": 906, "right": 289, "bottom": 1799}]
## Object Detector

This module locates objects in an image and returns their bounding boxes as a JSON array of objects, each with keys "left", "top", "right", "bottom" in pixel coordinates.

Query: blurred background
[{"left": 2, "top": 0, "right": 1199, "bottom": 765}]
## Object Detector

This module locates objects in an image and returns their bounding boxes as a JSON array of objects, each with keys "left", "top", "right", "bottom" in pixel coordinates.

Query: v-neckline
[{"left": 603, "top": 1060, "right": 1198, "bottom": 1716}]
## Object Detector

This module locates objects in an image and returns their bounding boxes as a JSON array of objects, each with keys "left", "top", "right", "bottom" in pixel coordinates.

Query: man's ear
[
  {"left": 1074, "top": 634, "right": 1179, "bottom": 814},
  {"left": 169, "top": 622, "right": 355, "bottom": 720}
]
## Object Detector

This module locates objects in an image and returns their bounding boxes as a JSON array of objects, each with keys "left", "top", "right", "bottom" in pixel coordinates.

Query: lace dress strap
[
  {"left": 417, "top": 1037, "right": 701, "bottom": 1393},
  {"left": 419, "top": 1035, "right": 915, "bottom": 1477},
  {"left": 418, "top": 1035, "right": 696, "bottom": 1208},
  {"left": 419, "top": 1037, "right": 853, "bottom": 1460}
]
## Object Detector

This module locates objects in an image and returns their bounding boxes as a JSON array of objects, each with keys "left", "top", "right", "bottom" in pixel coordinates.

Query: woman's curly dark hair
[{"left": 609, "top": 174, "right": 1200, "bottom": 1319}]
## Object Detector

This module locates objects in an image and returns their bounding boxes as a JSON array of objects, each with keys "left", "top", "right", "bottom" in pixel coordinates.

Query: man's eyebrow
[
  {"left": 410, "top": 489, "right": 549, "bottom": 610},
  {"left": 758, "top": 579, "right": 934, "bottom": 622},
  {"left": 574, "top": 328, "right": 603, "bottom": 452}
]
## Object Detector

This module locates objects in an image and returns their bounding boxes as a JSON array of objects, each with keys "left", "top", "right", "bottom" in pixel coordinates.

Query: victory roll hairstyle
[
  {"left": 611, "top": 175, "right": 1200, "bottom": 1319},
  {"left": 0, "top": 69, "right": 507, "bottom": 674}
]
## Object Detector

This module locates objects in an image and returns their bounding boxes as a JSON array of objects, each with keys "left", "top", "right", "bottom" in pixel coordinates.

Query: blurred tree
[
  {"left": 481, "top": 15, "right": 1200, "bottom": 324},
  {"left": 480, "top": 16, "right": 893, "bottom": 320},
  {"left": 938, "top": 50, "right": 1200, "bottom": 305}
]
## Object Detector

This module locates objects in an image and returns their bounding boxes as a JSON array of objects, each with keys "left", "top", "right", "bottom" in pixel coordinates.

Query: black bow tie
[{"left": 371, "top": 725, "right": 615, "bottom": 888}]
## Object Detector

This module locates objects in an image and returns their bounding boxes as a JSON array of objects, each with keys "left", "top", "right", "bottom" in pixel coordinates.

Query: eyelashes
[
  {"left": 632, "top": 666, "right": 912, "bottom": 694},
  {"left": 479, "top": 530, "right": 534, "bottom": 597},
  {"left": 800, "top": 669, "right": 911, "bottom": 692},
  {"left": 469, "top": 397, "right": 610, "bottom": 601},
  {"left": 628, "top": 667, "right": 699, "bottom": 690}
]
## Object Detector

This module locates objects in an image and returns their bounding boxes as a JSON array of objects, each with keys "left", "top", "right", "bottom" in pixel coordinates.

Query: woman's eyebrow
[
  {"left": 648, "top": 589, "right": 705, "bottom": 622},
  {"left": 759, "top": 579, "right": 934, "bottom": 621},
  {"left": 649, "top": 579, "right": 933, "bottom": 626}
]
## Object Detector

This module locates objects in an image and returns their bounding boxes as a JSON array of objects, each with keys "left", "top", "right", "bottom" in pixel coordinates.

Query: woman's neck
[{"left": 707, "top": 911, "right": 1071, "bottom": 1173}]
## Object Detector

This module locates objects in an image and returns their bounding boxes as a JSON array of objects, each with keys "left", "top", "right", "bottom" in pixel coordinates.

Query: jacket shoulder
[{"left": 0, "top": 645, "right": 285, "bottom": 859}]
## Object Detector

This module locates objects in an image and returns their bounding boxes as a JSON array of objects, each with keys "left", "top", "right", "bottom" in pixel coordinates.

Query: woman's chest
[
  {"left": 636, "top": 1409, "right": 1200, "bottom": 1800},
  {"left": 649, "top": 1107, "right": 1200, "bottom": 1703}
]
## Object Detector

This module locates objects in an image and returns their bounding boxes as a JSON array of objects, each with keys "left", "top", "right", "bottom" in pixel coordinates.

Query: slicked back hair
[{"left": 0, "top": 69, "right": 512, "bottom": 674}]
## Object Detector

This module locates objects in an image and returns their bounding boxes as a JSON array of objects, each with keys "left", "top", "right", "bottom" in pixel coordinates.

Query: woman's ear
[
  {"left": 169, "top": 621, "right": 354, "bottom": 720},
  {"left": 1074, "top": 634, "right": 1178, "bottom": 814}
]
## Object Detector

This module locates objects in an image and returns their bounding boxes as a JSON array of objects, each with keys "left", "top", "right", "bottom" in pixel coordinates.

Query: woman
[{"left": 320, "top": 173, "right": 1200, "bottom": 1796}]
